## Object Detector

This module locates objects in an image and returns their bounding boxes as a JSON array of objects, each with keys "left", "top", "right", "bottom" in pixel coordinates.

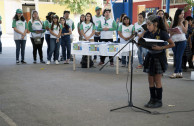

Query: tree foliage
[{"left": 53, "top": 0, "right": 97, "bottom": 14}]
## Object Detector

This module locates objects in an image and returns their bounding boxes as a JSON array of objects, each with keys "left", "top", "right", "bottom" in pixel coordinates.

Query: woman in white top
[
  {"left": 170, "top": 9, "right": 188, "bottom": 78},
  {"left": 80, "top": 12, "right": 96, "bottom": 42},
  {"left": 77, "top": 14, "right": 85, "bottom": 41},
  {"left": 118, "top": 16, "right": 133, "bottom": 67},
  {"left": 116, "top": 13, "right": 126, "bottom": 43},
  {"left": 47, "top": 15, "right": 62, "bottom": 65},
  {"left": 132, "top": 12, "right": 147, "bottom": 69},
  {"left": 12, "top": 9, "right": 28, "bottom": 64},
  {"left": 28, "top": 10, "right": 45, "bottom": 64}
]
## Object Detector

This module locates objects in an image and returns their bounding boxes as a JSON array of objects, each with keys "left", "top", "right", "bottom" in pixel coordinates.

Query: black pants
[
  {"left": 31, "top": 37, "right": 44, "bottom": 61},
  {"left": 94, "top": 36, "right": 101, "bottom": 60},
  {"left": 100, "top": 39, "right": 114, "bottom": 63},
  {"left": 182, "top": 55, "right": 193, "bottom": 68}
]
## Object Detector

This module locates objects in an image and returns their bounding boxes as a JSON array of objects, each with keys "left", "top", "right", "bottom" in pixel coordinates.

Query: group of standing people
[
  {"left": 3, "top": 7, "right": 194, "bottom": 109},
  {"left": 12, "top": 9, "right": 74, "bottom": 65}
]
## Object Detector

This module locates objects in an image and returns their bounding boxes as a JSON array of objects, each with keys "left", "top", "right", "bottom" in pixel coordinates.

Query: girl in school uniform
[
  {"left": 46, "top": 15, "right": 62, "bottom": 65},
  {"left": 77, "top": 14, "right": 85, "bottom": 41},
  {"left": 80, "top": 12, "right": 96, "bottom": 42},
  {"left": 12, "top": 9, "right": 28, "bottom": 64},
  {"left": 142, "top": 15, "right": 174, "bottom": 108},
  {"left": 118, "top": 16, "right": 133, "bottom": 67},
  {"left": 60, "top": 17, "right": 72, "bottom": 64},
  {"left": 28, "top": 10, "right": 45, "bottom": 64}
]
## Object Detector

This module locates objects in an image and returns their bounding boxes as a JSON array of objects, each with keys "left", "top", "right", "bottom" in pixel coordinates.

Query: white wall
[{"left": 4, "top": 0, "right": 22, "bottom": 34}]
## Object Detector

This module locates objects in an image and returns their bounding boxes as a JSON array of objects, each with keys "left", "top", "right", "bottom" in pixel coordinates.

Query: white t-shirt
[
  {"left": 171, "top": 26, "right": 186, "bottom": 42},
  {"left": 93, "top": 15, "right": 103, "bottom": 37},
  {"left": 118, "top": 24, "right": 133, "bottom": 43},
  {"left": 99, "top": 18, "right": 117, "bottom": 39},
  {"left": 12, "top": 19, "right": 27, "bottom": 40},
  {"left": 29, "top": 20, "right": 45, "bottom": 38},
  {"left": 44, "top": 20, "right": 51, "bottom": 35},
  {"left": 132, "top": 21, "right": 146, "bottom": 42},
  {"left": 80, "top": 22, "right": 96, "bottom": 40},
  {"left": 49, "top": 24, "right": 62, "bottom": 39}
]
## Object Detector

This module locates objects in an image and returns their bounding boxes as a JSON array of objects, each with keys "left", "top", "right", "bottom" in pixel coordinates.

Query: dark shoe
[
  {"left": 144, "top": 98, "right": 155, "bottom": 108},
  {"left": 21, "top": 60, "right": 27, "bottom": 64},
  {"left": 151, "top": 100, "right": 163, "bottom": 108},
  {"left": 98, "top": 62, "right": 104, "bottom": 66},
  {"left": 33, "top": 60, "right": 37, "bottom": 64},
  {"left": 40, "top": 60, "right": 45, "bottom": 64},
  {"left": 110, "top": 62, "right": 114, "bottom": 67}
]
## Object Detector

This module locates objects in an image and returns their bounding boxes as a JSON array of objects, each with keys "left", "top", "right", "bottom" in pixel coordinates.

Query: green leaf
[{"left": 53, "top": 0, "right": 97, "bottom": 14}]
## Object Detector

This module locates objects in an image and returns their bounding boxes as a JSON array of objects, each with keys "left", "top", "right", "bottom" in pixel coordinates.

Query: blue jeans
[
  {"left": 172, "top": 41, "right": 187, "bottom": 73},
  {"left": 45, "top": 34, "right": 50, "bottom": 58},
  {"left": 137, "top": 47, "right": 147, "bottom": 65},
  {"left": 61, "top": 37, "right": 71, "bottom": 60},
  {"left": 15, "top": 40, "right": 26, "bottom": 61},
  {"left": 0, "top": 31, "right": 2, "bottom": 52},
  {"left": 48, "top": 38, "right": 60, "bottom": 61},
  {"left": 122, "top": 56, "right": 129, "bottom": 65}
]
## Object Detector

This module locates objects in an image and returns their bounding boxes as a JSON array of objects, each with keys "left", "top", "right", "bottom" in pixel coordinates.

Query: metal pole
[
  {"left": 166, "top": 0, "right": 170, "bottom": 14},
  {"left": 128, "top": 0, "right": 133, "bottom": 23}
]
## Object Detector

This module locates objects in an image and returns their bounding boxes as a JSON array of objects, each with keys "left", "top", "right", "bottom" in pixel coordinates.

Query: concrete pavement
[{"left": 0, "top": 35, "right": 194, "bottom": 126}]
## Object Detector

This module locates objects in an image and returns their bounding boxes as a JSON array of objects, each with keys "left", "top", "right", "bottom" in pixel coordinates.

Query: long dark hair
[
  {"left": 138, "top": 11, "right": 146, "bottom": 19},
  {"left": 119, "top": 13, "right": 126, "bottom": 22},
  {"left": 164, "top": 12, "right": 172, "bottom": 21},
  {"left": 172, "top": 9, "right": 184, "bottom": 28},
  {"left": 51, "top": 16, "right": 60, "bottom": 31},
  {"left": 60, "top": 17, "right": 69, "bottom": 30},
  {"left": 80, "top": 14, "right": 85, "bottom": 23},
  {"left": 148, "top": 15, "right": 167, "bottom": 32},
  {"left": 85, "top": 12, "right": 94, "bottom": 25},
  {"left": 13, "top": 13, "right": 25, "bottom": 21},
  {"left": 122, "top": 16, "right": 131, "bottom": 26}
]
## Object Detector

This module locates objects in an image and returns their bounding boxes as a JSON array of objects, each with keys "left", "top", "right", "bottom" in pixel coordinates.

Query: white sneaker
[
  {"left": 169, "top": 73, "right": 177, "bottom": 79},
  {"left": 177, "top": 73, "right": 183, "bottom": 78},
  {"left": 46, "top": 61, "right": 51, "bottom": 65},
  {"left": 55, "top": 60, "right": 59, "bottom": 65}
]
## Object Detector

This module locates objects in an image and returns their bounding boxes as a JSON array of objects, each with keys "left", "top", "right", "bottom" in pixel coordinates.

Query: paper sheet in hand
[
  {"left": 168, "top": 28, "right": 181, "bottom": 34},
  {"left": 143, "top": 38, "right": 164, "bottom": 43}
]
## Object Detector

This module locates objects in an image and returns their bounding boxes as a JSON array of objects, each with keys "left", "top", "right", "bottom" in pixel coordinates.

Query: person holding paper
[
  {"left": 12, "top": 9, "right": 28, "bottom": 64},
  {"left": 28, "top": 10, "right": 45, "bottom": 64},
  {"left": 118, "top": 16, "right": 133, "bottom": 67},
  {"left": 143, "top": 15, "right": 174, "bottom": 108},
  {"left": 170, "top": 9, "right": 188, "bottom": 79},
  {"left": 97, "top": 9, "right": 117, "bottom": 66}
]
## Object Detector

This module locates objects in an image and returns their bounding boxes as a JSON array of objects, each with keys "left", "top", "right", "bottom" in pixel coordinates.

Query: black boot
[
  {"left": 152, "top": 88, "right": 163, "bottom": 108},
  {"left": 144, "top": 87, "right": 156, "bottom": 108}
]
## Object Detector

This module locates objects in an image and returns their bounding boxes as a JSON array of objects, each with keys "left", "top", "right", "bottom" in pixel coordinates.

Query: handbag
[{"left": 31, "top": 32, "right": 42, "bottom": 44}]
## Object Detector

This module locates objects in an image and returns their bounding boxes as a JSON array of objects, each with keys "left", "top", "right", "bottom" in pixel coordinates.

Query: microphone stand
[{"left": 99, "top": 36, "right": 152, "bottom": 114}]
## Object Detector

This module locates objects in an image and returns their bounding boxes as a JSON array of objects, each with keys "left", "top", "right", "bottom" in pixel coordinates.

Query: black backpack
[{"left": 81, "top": 56, "right": 94, "bottom": 68}]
